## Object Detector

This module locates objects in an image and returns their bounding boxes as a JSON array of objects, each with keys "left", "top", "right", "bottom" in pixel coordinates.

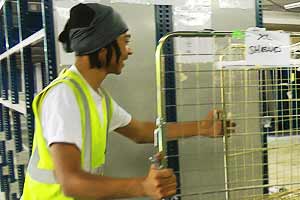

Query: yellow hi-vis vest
[{"left": 22, "top": 69, "right": 113, "bottom": 200}]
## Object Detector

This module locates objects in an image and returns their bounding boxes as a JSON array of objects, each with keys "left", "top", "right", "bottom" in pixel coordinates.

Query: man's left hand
[{"left": 201, "top": 110, "right": 236, "bottom": 137}]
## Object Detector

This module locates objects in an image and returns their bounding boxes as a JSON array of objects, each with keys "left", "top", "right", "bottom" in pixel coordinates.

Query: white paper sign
[{"left": 245, "top": 30, "right": 290, "bottom": 66}]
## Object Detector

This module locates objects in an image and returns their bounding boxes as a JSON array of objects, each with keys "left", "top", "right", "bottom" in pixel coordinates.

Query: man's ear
[{"left": 98, "top": 48, "right": 107, "bottom": 66}]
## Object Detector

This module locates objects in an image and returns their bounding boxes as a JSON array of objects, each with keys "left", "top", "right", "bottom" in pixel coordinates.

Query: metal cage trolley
[{"left": 154, "top": 31, "right": 300, "bottom": 200}]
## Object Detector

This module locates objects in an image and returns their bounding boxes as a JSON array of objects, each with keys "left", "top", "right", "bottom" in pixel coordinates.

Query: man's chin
[{"left": 113, "top": 69, "right": 122, "bottom": 75}]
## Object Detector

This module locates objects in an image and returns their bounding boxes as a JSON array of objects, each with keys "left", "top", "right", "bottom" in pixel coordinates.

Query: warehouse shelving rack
[{"left": 0, "top": 0, "right": 57, "bottom": 199}]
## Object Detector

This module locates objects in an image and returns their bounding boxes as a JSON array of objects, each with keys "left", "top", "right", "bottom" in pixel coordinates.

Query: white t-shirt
[{"left": 41, "top": 65, "right": 132, "bottom": 150}]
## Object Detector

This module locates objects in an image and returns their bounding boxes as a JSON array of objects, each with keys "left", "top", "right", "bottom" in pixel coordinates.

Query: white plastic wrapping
[
  {"left": 218, "top": 0, "right": 254, "bottom": 9},
  {"left": 54, "top": 0, "right": 176, "bottom": 5},
  {"left": 53, "top": 0, "right": 211, "bottom": 6},
  {"left": 54, "top": 0, "right": 255, "bottom": 7},
  {"left": 0, "top": 0, "right": 5, "bottom": 10},
  {"left": 53, "top": 0, "right": 172, "bottom": 19},
  {"left": 110, "top": 0, "right": 175, "bottom": 5},
  {"left": 173, "top": 0, "right": 213, "bottom": 64},
  {"left": 173, "top": 0, "right": 211, "bottom": 27}
]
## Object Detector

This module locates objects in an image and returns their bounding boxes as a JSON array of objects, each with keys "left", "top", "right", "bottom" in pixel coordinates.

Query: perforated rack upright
[{"left": 0, "top": 0, "right": 57, "bottom": 199}]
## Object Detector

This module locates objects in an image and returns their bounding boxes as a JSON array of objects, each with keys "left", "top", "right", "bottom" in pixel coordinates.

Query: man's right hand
[{"left": 142, "top": 164, "right": 177, "bottom": 200}]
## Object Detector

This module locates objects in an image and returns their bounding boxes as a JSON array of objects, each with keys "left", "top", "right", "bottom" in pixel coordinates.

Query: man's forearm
[
  {"left": 50, "top": 143, "right": 176, "bottom": 199},
  {"left": 121, "top": 120, "right": 210, "bottom": 144},
  {"left": 63, "top": 170, "right": 145, "bottom": 199},
  {"left": 166, "top": 121, "right": 208, "bottom": 140},
  {"left": 137, "top": 121, "right": 208, "bottom": 143}
]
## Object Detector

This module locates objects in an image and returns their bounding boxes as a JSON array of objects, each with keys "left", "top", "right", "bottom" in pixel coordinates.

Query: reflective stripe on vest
[
  {"left": 101, "top": 88, "right": 111, "bottom": 155},
  {"left": 27, "top": 77, "right": 111, "bottom": 184}
]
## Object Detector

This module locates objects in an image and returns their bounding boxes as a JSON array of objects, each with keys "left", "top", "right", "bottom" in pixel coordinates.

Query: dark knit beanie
[{"left": 59, "top": 3, "right": 128, "bottom": 55}]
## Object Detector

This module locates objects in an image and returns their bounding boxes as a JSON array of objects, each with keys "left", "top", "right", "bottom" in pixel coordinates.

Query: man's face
[{"left": 107, "top": 32, "right": 133, "bottom": 74}]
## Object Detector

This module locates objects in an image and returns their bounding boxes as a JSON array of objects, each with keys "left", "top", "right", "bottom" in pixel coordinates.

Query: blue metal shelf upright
[
  {"left": 155, "top": 5, "right": 181, "bottom": 199},
  {"left": 0, "top": 0, "right": 57, "bottom": 199}
]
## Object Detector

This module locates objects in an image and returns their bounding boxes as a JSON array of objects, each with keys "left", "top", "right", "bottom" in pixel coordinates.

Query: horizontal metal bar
[
  {"left": 227, "top": 144, "right": 300, "bottom": 157},
  {"left": 174, "top": 132, "right": 300, "bottom": 142},
  {"left": 167, "top": 143, "right": 300, "bottom": 161},
  {"left": 226, "top": 129, "right": 300, "bottom": 137},
  {"left": 170, "top": 182, "right": 300, "bottom": 198},
  {"left": 202, "top": 182, "right": 300, "bottom": 194},
  {"left": 170, "top": 159, "right": 300, "bottom": 172},
  {"left": 167, "top": 98, "right": 300, "bottom": 107},
  {"left": 165, "top": 69, "right": 297, "bottom": 76},
  {"left": 161, "top": 31, "right": 300, "bottom": 40},
  {"left": 176, "top": 160, "right": 300, "bottom": 175},
  {"left": 163, "top": 53, "right": 244, "bottom": 57},
  {"left": 164, "top": 83, "right": 300, "bottom": 90},
  {"left": 0, "top": 99, "right": 26, "bottom": 115},
  {"left": 216, "top": 60, "right": 300, "bottom": 68},
  {"left": 0, "top": 29, "right": 45, "bottom": 61},
  {"left": 0, "top": 0, "right": 5, "bottom": 10}
]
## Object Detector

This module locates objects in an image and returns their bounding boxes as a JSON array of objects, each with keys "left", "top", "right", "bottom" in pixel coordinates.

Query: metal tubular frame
[
  {"left": 156, "top": 31, "right": 232, "bottom": 200},
  {"left": 155, "top": 5, "right": 182, "bottom": 198},
  {"left": 155, "top": 30, "right": 300, "bottom": 200}
]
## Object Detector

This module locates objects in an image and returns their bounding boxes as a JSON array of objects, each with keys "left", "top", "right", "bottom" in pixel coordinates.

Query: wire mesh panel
[{"left": 155, "top": 31, "right": 300, "bottom": 200}]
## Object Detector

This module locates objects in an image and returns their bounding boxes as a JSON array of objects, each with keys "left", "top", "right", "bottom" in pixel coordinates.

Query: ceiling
[{"left": 262, "top": 0, "right": 300, "bottom": 12}]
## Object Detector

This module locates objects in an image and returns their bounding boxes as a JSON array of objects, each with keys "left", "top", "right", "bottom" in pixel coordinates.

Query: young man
[{"left": 22, "top": 3, "right": 225, "bottom": 200}]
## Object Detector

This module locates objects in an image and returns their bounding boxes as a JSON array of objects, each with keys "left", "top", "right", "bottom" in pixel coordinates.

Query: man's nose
[{"left": 128, "top": 47, "right": 133, "bottom": 55}]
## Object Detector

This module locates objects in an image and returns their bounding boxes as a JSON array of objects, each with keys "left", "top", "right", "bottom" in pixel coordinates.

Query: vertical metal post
[
  {"left": 23, "top": 47, "right": 34, "bottom": 153},
  {"left": 2, "top": 106, "right": 10, "bottom": 199},
  {"left": 0, "top": 15, "right": 6, "bottom": 54},
  {"left": 0, "top": 60, "right": 2, "bottom": 98},
  {"left": 7, "top": 151, "right": 15, "bottom": 183},
  {"left": 0, "top": 65, "right": 5, "bottom": 196},
  {"left": 0, "top": 103, "right": 9, "bottom": 199},
  {"left": 18, "top": 0, "right": 30, "bottom": 40},
  {"left": 41, "top": 0, "right": 58, "bottom": 84},
  {"left": 4, "top": 1, "right": 20, "bottom": 47},
  {"left": 15, "top": 0, "right": 30, "bottom": 197},
  {"left": 2, "top": 3, "right": 11, "bottom": 120},
  {"left": 13, "top": 110, "right": 24, "bottom": 195},
  {"left": 10, "top": 54, "right": 19, "bottom": 104},
  {"left": 3, "top": 107, "right": 15, "bottom": 198},
  {"left": 256, "top": 0, "right": 269, "bottom": 194},
  {"left": 1, "top": 59, "right": 8, "bottom": 100},
  {"left": 220, "top": 68, "right": 230, "bottom": 200},
  {"left": 260, "top": 70, "right": 269, "bottom": 194},
  {"left": 155, "top": 5, "right": 181, "bottom": 198},
  {"left": 40, "top": 62, "right": 48, "bottom": 88},
  {"left": 2, "top": 2, "right": 15, "bottom": 198},
  {"left": 18, "top": 0, "right": 35, "bottom": 154},
  {"left": 255, "top": 0, "right": 263, "bottom": 28}
]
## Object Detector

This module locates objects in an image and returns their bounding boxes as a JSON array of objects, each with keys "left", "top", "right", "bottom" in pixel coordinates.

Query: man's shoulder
[{"left": 42, "top": 82, "right": 76, "bottom": 106}]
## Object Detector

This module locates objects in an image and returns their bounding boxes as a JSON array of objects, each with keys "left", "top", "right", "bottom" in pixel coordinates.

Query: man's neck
[{"left": 75, "top": 59, "right": 107, "bottom": 92}]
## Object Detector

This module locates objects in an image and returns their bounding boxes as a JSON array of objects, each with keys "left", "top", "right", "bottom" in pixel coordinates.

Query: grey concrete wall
[{"left": 211, "top": 0, "right": 256, "bottom": 31}]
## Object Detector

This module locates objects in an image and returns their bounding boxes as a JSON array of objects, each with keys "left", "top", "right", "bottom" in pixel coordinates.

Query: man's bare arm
[
  {"left": 50, "top": 143, "right": 176, "bottom": 199},
  {"left": 116, "top": 119, "right": 222, "bottom": 144}
]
